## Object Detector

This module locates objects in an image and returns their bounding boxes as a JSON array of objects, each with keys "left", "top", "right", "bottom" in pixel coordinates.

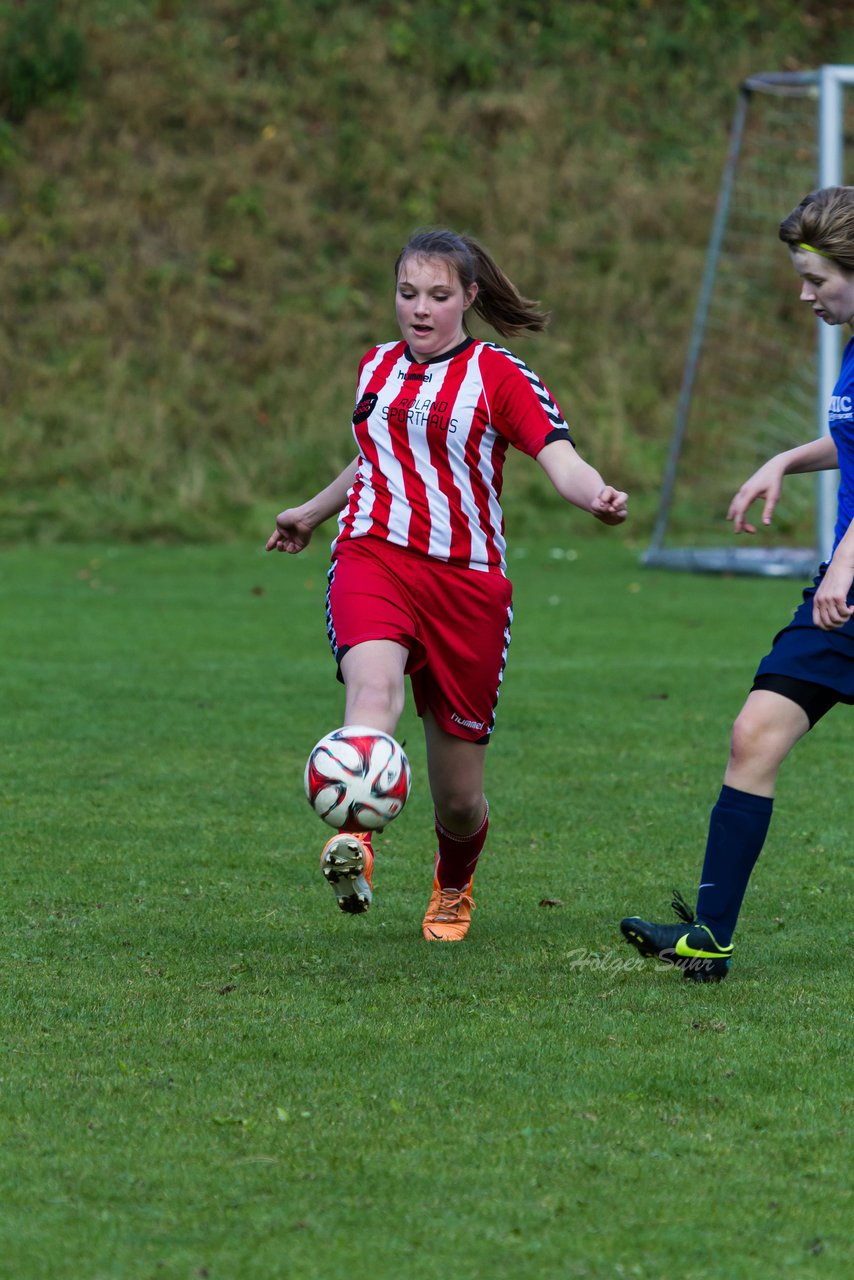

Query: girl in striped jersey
[{"left": 268, "top": 228, "right": 628, "bottom": 940}]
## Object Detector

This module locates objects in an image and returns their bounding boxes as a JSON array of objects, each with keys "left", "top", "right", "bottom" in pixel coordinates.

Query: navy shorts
[{"left": 754, "top": 564, "right": 854, "bottom": 704}]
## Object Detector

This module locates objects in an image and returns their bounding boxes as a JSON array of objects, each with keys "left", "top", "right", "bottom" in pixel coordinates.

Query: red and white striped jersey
[{"left": 335, "top": 336, "right": 573, "bottom": 574}]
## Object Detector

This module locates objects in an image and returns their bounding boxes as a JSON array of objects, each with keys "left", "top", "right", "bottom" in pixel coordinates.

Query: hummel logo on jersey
[
  {"left": 353, "top": 393, "right": 378, "bottom": 424},
  {"left": 398, "top": 369, "right": 433, "bottom": 382}
]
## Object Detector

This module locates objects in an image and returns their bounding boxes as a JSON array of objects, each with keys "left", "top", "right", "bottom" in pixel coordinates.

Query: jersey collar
[{"left": 403, "top": 336, "right": 475, "bottom": 366}]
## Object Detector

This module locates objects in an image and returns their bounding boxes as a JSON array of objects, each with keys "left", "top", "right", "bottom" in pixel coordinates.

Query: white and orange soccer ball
[{"left": 304, "top": 725, "right": 411, "bottom": 830}]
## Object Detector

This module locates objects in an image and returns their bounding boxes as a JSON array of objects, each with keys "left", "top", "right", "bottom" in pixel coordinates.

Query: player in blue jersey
[{"left": 620, "top": 185, "right": 854, "bottom": 981}]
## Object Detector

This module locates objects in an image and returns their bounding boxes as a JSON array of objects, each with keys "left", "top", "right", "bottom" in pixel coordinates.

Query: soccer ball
[{"left": 304, "top": 725, "right": 411, "bottom": 830}]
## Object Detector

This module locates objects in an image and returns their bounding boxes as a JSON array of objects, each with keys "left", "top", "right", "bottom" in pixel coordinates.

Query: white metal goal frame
[{"left": 644, "top": 64, "right": 854, "bottom": 578}]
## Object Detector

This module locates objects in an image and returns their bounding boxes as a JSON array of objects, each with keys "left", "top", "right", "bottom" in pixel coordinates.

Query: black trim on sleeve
[{"left": 544, "top": 426, "right": 575, "bottom": 446}]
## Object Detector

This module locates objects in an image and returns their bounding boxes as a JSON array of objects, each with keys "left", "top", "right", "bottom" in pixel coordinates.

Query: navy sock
[{"left": 694, "top": 785, "right": 773, "bottom": 946}]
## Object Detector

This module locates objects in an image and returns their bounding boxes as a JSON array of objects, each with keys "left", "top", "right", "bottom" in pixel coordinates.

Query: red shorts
[{"left": 326, "top": 536, "right": 513, "bottom": 743}]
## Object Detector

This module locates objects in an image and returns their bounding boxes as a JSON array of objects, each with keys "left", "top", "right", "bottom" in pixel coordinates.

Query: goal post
[{"left": 643, "top": 65, "right": 854, "bottom": 578}]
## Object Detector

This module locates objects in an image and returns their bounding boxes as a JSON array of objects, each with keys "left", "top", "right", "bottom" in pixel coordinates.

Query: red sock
[{"left": 434, "top": 803, "right": 488, "bottom": 889}]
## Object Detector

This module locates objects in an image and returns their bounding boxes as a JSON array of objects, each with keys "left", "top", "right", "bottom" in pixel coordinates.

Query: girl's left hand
[
  {"left": 813, "top": 559, "right": 854, "bottom": 630},
  {"left": 591, "top": 486, "right": 628, "bottom": 525}
]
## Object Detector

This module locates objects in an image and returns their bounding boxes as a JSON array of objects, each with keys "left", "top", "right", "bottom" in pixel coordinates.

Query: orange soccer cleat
[
  {"left": 421, "top": 877, "right": 475, "bottom": 941},
  {"left": 320, "top": 831, "right": 374, "bottom": 915}
]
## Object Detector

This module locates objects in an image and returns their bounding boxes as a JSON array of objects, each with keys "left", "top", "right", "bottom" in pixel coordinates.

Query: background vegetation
[{"left": 1, "top": 0, "right": 853, "bottom": 543}]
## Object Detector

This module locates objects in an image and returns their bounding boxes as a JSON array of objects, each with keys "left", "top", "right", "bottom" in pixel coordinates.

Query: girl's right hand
[
  {"left": 813, "top": 556, "right": 854, "bottom": 630},
  {"left": 590, "top": 484, "right": 628, "bottom": 525},
  {"left": 727, "top": 459, "right": 786, "bottom": 534},
  {"left": 266, "top": 508, "right": 315, "bottom": 553}
]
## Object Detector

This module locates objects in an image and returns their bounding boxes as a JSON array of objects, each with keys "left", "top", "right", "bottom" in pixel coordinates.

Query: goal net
[{"left": 644, "top": 68, "right": 854, "bottom": 578}]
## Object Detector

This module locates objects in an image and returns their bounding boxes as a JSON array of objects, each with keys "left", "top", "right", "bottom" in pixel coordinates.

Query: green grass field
[{"left": 2, "top": 535, "right": 852, "bottom": 1279}]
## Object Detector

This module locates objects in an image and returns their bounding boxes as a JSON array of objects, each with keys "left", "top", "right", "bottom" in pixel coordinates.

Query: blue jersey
[{"left": 830, "top": 336, "right": 854, "bottom": 553}]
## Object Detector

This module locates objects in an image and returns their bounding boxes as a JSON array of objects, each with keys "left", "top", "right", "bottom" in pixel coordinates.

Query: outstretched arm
[
  {"left": 728, "top": 436, "right": 838, "bottom": 535},
  {"left": 535, "top": 439, "right": 628, "bottom": 525},
  {"left": 266, "top": 458, "right": 360, "bottom": 553}
]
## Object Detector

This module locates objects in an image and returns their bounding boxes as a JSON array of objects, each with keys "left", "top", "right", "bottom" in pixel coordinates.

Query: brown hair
[
  {"left": 778, "top": 186, "right": 854, "bottom": 273},
  {"left": 395, "top": 228, "right": 550, "bottom": 336}
]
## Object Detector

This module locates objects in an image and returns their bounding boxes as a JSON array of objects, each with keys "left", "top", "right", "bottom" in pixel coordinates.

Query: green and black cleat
[{"left": 620, "top": 891, "right": 733, "bottom": 982}]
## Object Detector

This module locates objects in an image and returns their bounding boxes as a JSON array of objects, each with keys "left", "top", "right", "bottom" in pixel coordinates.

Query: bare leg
[
  {"left": 622, "top": 689, "right": 819, "bottom": 975},
  {"left": 319, "top": 640, "right": 410, "bottom": 913},
  {"left": 339, "top": 639, "right": 408, "bottom": 735},
  {"left": 422, "top": 709, "right": 487, "bottom": 833},
  {"left": 419, "top": 713, "right": 488, "bottom": 938},
  {"left": 723, "top": 689, "right": 811, "bottom": 797},
  {"left": 690, "top": 687, "right": 813, "bottom": 946}
]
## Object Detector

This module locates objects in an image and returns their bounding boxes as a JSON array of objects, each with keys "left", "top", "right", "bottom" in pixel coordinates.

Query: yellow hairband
[{"left": 798, "top": 242, "right": 835, "bottom": 260}]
